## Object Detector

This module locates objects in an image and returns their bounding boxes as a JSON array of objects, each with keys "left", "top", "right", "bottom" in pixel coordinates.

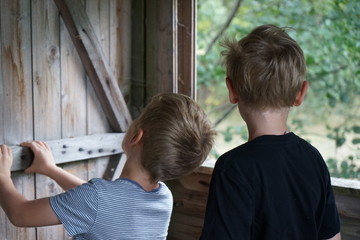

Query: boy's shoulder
[
  {"left": 215, "top": 132, "right": 323, "bottom": 173},
  {"left": 88, "top": 178, "right": 171, "bottom": 195}
]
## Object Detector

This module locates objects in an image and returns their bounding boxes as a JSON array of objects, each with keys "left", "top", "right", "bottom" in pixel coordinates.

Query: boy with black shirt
[{"left": 200, "top": 24, "right": 341, "bottom": 240}]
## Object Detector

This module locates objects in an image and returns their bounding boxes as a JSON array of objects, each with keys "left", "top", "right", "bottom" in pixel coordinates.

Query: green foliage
[
  {"left": 197, "top": 0, "right": 360, "bottom": 179},
  {"left": 327, "top": 156, "right": 360, "bottom": 179}
]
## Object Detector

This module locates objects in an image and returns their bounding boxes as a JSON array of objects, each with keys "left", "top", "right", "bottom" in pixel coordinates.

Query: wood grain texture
[
  {"left": 60, "top": 3, "right": 92, "bottom": 236},
  {"left": 32, "top": 0, "right": 64, "bottom": 238},
  {"left": 166, "top": 167, "right": 213, "bottom": 240},
  {"left": 10, "top": 133, "right": 125, "bottom": 172},
  {"left": 0, "top": 0, "right": 36, "bottom": 238},
  {"left": 145, "top": 0, "right": 177, "bottom": 97},
  {"left": 110, "top": 0, "right": 132, "bottom": 103},
  {"left": 177, "top": 0, "right": 196, "bottom": 99},
  {"left": 85, "top": 0, "right": 113, "bottom": 180},
  {"left": 332, "top": 177, "right": 360, "bottom": 239},
  {"left": 54, "top": 0, "right": 132, "bottom": 132}
]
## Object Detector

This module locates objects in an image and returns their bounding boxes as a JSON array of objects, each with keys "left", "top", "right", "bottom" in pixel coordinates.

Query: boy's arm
[
  {"left": 0, "top": 176, "right": 60, "bottom": 227},
  {"left": 325, "top": 232, "right": 341, "bottom": 240},
  {"left": 0, "top": 144, "right": 60, "bottom": 227},
  {"left": 21, "top": 141, "right": 86, "bottom": 190}
]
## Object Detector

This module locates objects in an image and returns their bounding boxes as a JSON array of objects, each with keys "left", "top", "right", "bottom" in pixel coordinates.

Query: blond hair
[
  {"left": 221, "top": 24, "right": 306, "bottom": 110},
  {"left": 134, "top": 93, "right": 216, "bottom": 181}
]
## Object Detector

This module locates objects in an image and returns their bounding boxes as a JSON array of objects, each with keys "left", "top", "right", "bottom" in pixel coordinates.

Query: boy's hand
[
  {"left": 20, "top": 141, "right": 57, "bottom": 176},
  {"left": 0, "top": 144, "right": 13, "bottom": 178}
]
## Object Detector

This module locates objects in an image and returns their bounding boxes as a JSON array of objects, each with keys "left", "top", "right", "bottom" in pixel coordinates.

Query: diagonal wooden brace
[{"left": 54, "top": 0, "right": 132, "bottom": 132}]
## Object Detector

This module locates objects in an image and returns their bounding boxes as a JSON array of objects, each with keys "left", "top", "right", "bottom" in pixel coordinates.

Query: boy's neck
[
  {"left": 120, "top": 158, "right": 159, "bottom": 192},
  {"left": 242, "top": 107, "right": 290, "bottom": 141}
]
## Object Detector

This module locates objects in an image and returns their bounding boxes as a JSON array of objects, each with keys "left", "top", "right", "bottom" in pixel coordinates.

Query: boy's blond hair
[
  {"left": 134, "top": 93, "right": 216, "bottom": 181},
  {"left": 222, "top": 24, "right": 306, "bottom": 110}
]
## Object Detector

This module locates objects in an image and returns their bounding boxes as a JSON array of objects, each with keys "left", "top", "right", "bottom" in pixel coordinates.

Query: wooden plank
[
  {"left": 332, "top": 177, "right": 360, "bottom": 239},
  {"left": 10, "top": 133, "right": 125, "bottom": 172},
  {"left": 130, "top": 0, "right": 146, "bottom": 118},
  {"left": 146, "top": 0, "right": 177, "bottom": 97},
  {"left": 0, "top": 0, "right": 36, "bottom": 239},
  {"left": 110, "top": 153, "right": 127, "bottom": 181},
  {"left": 177, "top": 0, "right": 197, "bottom": 99},
  {"left": 85, "top": 0, "right": 113, "bottom": 181},
  {"left": 54, "top": 0, "right": 132, "bottom": 132},
  {"left": 32, "top": 0, "right": 65, "bottom": 238},
  {"left": 332, "top": 177, "right": 360, "bottom": 197},
  {"left": 107, "top": 0, "right": 131, "bottom": 179},
  {"left": 85, "top": 0, "right": 113, "bottom": 180},
  {"left": 59, "top": 0, "right": 89, "bottom": 237},
  {"left": 166, "top": 170, "right": 212, "bottom": 240},
  {"left": 110, "top": 0, "right": 132, "bottom": 102}
]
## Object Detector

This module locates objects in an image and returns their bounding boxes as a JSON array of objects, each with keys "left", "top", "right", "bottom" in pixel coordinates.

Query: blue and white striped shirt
[{"left": 50, "top": 178, "right": 173, "bottom": 240}]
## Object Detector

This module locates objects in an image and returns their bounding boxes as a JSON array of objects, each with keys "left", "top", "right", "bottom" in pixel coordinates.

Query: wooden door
[{"left": 0, "top": 0, "right": 131, "bottom": 239}]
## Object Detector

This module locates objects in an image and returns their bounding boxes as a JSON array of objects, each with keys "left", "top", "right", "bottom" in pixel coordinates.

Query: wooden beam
[
  {"left": 146, "top": 0, "right": 177, "bottom": 96},
  {"left": 53, "top": 0, "right": 132, "bottom": 132},
  {"left": 177, "top": 0, "right": 197, "bottom": 99},
  {"left": 10, "top": 133, "right": 125, "bottom": 172}
]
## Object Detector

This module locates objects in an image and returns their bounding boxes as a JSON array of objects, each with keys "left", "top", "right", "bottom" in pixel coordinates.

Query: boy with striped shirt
[{"left": 0, "top": 93, "right": 215, "bottom": 239}]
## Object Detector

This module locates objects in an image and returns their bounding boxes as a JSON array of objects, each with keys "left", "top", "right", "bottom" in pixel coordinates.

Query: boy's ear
[
  {"left": 226, "top": 77, "right": 239, "bottom": 104},
  {"left": 130, "top": 129, "right": 144, "bottom": 145},
  {"left": 293, "top": 81, "right": 309, "bottom": 106}
]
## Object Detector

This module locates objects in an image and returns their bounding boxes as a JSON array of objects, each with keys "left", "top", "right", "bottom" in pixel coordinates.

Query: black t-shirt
[{"left": 200, "top": 133, "right": 340, "bottom": 240}]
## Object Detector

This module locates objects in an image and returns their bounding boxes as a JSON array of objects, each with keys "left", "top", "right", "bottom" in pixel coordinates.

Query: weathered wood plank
[
  {"left": 166, "top": 167, "right": 212, "bottom": 240},
  {"left": 0, "top": 0, "right": 36, "bottom": 239},
  {"left": 85, "top": 0, "right": 113, "bottom": 180},
  {"left": 106, "top": 0, "right": 131, "bottom": 180},
  {"left": 130, "top": 0, "right": 146, "bottom": 118},
  {"left": 332, "top": 177, "right": 360, "bottom": 198},
  {"left": 10, "top": 133, "right": 125, "bottom": 172},
  {"left": 32, "top": 0, "right": 64, "bottom": 237},
  {"left": 60, "top": 1, "right": 89, "bottom": 237},
  {"left": 332, "top": 177, "right": 360, "bottom": 239},
  {"left": 110, "top": 0, "right": 132, "bottom": 103},
  {"left": 110, "top": 153, "right": 127, "bottom": 181},
  {"left": 146, "top": 0, "right": 177, "bottom": 96},
  {"left": 177, "top": 0, "right": 196, "bottom": 99},
  {"left": 54, "top": 0, "right": 132, "bottom": 132}
]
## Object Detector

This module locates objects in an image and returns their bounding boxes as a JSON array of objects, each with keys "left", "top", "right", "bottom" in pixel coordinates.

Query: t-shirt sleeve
[
  {"left": 318, "top": 173, "right": 341, "bottom": 239},
  {"left": 49, "top": 180, "right": 99, "bottom": 236},
  {"left": 200, "top": 163, "right": 254, "bottom": 240}
]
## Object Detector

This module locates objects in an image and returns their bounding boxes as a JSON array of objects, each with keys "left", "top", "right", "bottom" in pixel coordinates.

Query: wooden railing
[{"left": 331, "top": 177, "right": 360, "bottom": 240}]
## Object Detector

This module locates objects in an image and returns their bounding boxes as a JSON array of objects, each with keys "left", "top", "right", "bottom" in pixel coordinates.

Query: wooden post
[
  {"left": 177, "top": 0, "right": 197, "bottom": 99},
  {"left": 145, "top": 0, "right": 178, "bottom": 96}
]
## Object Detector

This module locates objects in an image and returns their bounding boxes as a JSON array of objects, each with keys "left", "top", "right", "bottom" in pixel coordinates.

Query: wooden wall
[
  {"left": 131, "top": 0, "right": 196, "bottom": 117},
  {"left": 0, "top": 0, "right": 131, "bottom": 239}
]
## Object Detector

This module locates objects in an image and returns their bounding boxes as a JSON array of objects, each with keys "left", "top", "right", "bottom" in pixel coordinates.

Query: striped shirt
[{"left": 49, "top": 178, "right": 173, "bottom": 240}]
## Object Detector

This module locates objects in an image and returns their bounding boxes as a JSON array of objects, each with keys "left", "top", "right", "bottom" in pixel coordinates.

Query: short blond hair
[
  {"left": 222, "top": 24, "right": 306, "bottom": 110},
  {"left": 134, "top": 93, "right": 216, "bottom": 181}
]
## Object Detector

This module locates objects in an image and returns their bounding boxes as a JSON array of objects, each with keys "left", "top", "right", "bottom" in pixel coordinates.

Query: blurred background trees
[{"left": 196, "top": 0, "right": 360, "bottom": 179}]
